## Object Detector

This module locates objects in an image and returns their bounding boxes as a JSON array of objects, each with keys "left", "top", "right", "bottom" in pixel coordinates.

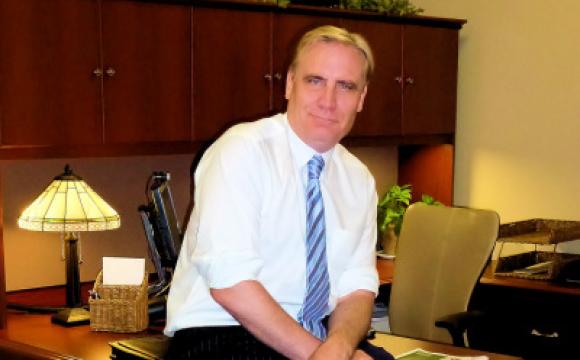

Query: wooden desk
[
  {"left": 0, "top": 312, "right": 156, "bottom": 359},
  {"left": 0, "top": 311, "right": 521, "bottom": 360}
]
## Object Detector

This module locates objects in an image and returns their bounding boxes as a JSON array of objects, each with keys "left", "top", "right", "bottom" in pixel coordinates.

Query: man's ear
[
  {"left": 357, "top": 84, "right": 368, "bottom": 112},
  {"left": 285, "top": 71, "right": 295, "bottom": 100}
]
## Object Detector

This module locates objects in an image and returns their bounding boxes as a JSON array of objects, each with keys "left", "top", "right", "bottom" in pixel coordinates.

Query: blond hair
[{"left": 289, "top": 25, "right": 374, "bottom": 82}]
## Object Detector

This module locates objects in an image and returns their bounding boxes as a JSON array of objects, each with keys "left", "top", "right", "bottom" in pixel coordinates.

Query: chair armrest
[{"left": 435, "top": 310, "right": 486, "bottom": 347}]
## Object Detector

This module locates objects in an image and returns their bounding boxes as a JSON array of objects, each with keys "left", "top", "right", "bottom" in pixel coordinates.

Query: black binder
[{"left": 109, "top": 335, "right": 168, "bottom": 360}]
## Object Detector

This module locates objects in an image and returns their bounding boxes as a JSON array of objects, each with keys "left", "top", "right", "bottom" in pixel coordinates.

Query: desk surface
[
  {"left": 480, "top": 261, "right": 580, "bottom": 296},
  {"left": 1, "top": 312, "right": 521, "bottom": 360},
  {"left": 0, "top": 312, "right": 152, "bottom": 359}
]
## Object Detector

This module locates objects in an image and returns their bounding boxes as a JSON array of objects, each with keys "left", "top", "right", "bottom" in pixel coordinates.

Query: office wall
[
  {"left": 413, "top": 0, "right": 580, "bottom": 232},
  {"left": 2, "top": 147, "right": 396, "bottom": 291}
]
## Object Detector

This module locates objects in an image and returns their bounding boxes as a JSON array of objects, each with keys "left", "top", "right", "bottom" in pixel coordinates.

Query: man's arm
[
  {"left": 309, "top": 289, "right": 375, "bottom": 360},
  {"left": 211, "top": 280, "right": 321, "bottom": 360}
]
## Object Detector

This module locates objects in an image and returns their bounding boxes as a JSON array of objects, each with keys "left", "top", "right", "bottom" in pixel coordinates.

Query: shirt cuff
[
  {"left": 337, "top": 265, "right": 379, "bottom": 298},
  {"left": 194, "top": 250, "right": 264, "bottom": 289}
]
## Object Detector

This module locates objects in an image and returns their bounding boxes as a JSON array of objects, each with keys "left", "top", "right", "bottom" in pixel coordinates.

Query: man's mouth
[{"left": 310, "top": 113, "right": 338, "bottom": 123}]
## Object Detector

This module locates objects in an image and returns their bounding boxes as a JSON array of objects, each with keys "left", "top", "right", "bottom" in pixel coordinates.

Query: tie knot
[{"left": 307, "top": 155, "right": 324, "bottom": 180}]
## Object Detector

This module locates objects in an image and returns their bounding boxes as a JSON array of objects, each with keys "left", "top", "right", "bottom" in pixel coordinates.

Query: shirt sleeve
[
  {"left": 336, "top": 176, "right": 379, "bottom": 298},
  {"left": 188, "top": 132, "right": 265, "bottom": 289}
]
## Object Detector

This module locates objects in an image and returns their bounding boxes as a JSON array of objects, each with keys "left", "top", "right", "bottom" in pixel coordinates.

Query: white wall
[
  {"left": 412, "top": 0, "right": 580, "bottom": 223},
  {"left": 413, "top": 0, "right": 580, "bottom": 253}
]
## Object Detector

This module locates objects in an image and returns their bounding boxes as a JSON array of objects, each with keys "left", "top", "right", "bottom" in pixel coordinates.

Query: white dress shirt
[{"left": 164, "top": 113, "right": 379, "bottom": 336}]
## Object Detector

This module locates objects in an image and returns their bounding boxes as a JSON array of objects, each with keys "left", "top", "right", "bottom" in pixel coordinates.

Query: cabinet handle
[
  {"left": 394, "top": 76, "right": 403, "bottom": 84},
  {"left": 105, "top": 67, "right": 116, "bottom": 77},
  {"left": 93, "top": 68, "right": 103, "bottom": 77},
  {"left": 405, "top": 77, "right": 415, "bottom": 85},
  {"left": 264, "top": 74, "right": 273, "bottom": 81},
  {"left": 274, "top": 73, "right": 282, "bottom": 81}
]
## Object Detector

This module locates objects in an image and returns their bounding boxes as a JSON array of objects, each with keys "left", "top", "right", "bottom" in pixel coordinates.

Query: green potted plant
[
  {"left": 377, "top": 184, "right": 411, "bottom": 238},
  {"left": 377, "top": 184, "right": 442, "bottom": 256},
  {"left": 279, "top": 0, "right": 423, "bottom": 16},
  {"left": 340, "top": 0, "right": 423, "bottom": 16}
]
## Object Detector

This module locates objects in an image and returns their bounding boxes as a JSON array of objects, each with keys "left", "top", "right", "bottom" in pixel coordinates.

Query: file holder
[
  {"left": 494, "top": 218, "right": 580, "bottom": 280},
  {"left": 89, "top": 271, "right": 149, "bottom": 332}
]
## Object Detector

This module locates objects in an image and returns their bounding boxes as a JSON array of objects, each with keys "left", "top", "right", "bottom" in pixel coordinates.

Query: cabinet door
[
  {"left": 0, "top": 0, "right": 102, "bottom": 146},
  {"left": 272, "top": 13, "right": 341, "bottom": 113},
  {"left": 402, "top": 25, "right": 459, "bottom": 135},
  {"left": 340, "top": 20, "right": 402, "bottom": 137},
  {"left": 192, "top": 7, "right": 271, "bottom": 141},
  {"left": 100, "top": 0, "right": 192, "bottom": 144}
]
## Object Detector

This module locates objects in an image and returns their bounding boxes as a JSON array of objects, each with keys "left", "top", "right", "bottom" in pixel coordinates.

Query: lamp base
[{"left": 51, "top": 307, "right": 91, "bottom": 327}]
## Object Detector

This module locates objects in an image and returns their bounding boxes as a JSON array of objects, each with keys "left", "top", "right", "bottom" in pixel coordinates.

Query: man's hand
[
  {"left": 320, "top": 290, "right": 375, "bottom": 359},
  {"left": 308, "top": 339, "right": 372, "bottom": 360},
  {"left": 308, "top": 334, "right": 353, "bottom": 360}
]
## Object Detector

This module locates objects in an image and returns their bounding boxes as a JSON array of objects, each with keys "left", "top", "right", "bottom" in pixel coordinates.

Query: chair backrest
[{"left": 388, "top": 203, "right": 499, "bottom": 343}]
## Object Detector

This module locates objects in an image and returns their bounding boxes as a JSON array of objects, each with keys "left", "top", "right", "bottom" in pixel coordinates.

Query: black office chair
[{"left": 138, "top": 171, "right": 183, "bottom": 322}]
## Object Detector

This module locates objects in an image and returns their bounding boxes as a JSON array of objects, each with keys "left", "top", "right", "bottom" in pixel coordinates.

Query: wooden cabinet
[
  {"left": 191, "top": 7, "right": 271, "bottom": 141},
  {"left": 0, "top": 0, "right": 102, "bottom": 146},
  {"left": 341, "top": 19, "right": 402, "bottom": 137},
  {"left": 401, "top": 25, "right": 458, "bottom": 135},
  {"left": 100, "top": 0, "right": 191, "bottom": 144},
  {"left": 192, "top": 8, "right": 463, "bottom": 142},
  {"left": 0, "top": 0, "right": 191, "bottom": 147},
  {"left": 0, "top": 0, "right": 463, "bottom": 152},
  {"left": 191, "top": 8, "right": 339, "bottom": 141},
  {"left": 345, "top": 21, "right": 459, "bottom": 137}
]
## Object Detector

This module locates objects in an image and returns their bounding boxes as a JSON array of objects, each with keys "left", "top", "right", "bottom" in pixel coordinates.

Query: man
[{"left": 165, "top": 25, "right": 392, "bottom": 360}]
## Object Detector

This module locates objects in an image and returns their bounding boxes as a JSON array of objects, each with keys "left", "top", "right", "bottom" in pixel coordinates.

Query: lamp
[{"left": 18, "top": 164, "right": 120, "bottom": 326}]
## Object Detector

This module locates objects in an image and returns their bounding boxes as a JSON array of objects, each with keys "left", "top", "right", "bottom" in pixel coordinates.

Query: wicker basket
[{"left": 89, "top": 271, "right": 149, "bottom": 332}]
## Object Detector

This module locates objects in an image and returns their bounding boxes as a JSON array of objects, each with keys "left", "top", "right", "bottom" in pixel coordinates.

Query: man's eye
[
  {"left": 338, "top": 82, "right": 357, "bottom": 91},
  {"left": 306, "top": 77, "right": 323, "bottom": 85}
]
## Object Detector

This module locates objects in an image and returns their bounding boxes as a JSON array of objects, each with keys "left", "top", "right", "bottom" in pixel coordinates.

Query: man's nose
[{"left": 318, "top": 86, "right": 337, "bottom": 110}]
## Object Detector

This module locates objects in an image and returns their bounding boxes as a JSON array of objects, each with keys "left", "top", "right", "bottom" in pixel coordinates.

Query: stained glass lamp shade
[{"left": 18, "top": 164, "right": 120, "bottom": 326}]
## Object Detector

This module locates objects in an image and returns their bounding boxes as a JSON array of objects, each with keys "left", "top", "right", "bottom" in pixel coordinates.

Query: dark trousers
[{"left": 166, "top": 326, "right": 394, "bottom": 360}]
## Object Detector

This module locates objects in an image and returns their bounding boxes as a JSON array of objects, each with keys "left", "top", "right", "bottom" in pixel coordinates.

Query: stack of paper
[{"left": 396, "top": 348, "right": 489, "bottom": 360}]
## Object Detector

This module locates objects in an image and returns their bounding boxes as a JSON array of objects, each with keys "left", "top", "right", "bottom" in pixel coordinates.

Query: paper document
[
  {"left": 103, "top": 257, "right": 146, "bottom": 285},
  {"left": 396, "top": 348, "right": 489, "bottom": 360}
]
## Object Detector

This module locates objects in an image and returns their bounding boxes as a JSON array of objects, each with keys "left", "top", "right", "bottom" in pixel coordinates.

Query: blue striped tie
[{"left": 299, "top": 155, "right": 330, "bottom": 340}]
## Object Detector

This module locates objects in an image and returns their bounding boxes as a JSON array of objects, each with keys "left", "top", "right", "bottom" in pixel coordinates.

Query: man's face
[{"left": 285, "top": 41, "right": 368, "bottom": 153}]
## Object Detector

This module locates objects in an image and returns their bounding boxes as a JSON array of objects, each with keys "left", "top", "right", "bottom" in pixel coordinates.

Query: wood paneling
[
  {"left": 191, "top": 7, "right": 271, "bottom": 141},
  {"left": 0, "top": 0, "right": 102, "bottom": 146},
  {"left": 402, "top": 25, "right": 459, "bottom": 135},
  {"left": 398, "top": 144, "right": 454, "bottom": 205},
  {"left": 101, "top": 0, "right": 192, "bottom": 144}
]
